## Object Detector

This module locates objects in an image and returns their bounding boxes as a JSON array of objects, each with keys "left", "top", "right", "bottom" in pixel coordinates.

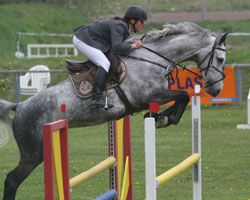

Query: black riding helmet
[
  {"left": 124, "top": 6, "right": 148, "bottom": 32},
  {"left": 124, "top": 6, "right": 148, "bottom": 21}
]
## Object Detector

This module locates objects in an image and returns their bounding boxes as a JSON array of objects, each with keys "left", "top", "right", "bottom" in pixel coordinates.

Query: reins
[
  {"left": 139, "top": 34, "right": 202, "bottom": 78},
  {"left": 141, "top": 45, "right": 203, "bottom": 78},
  {"left": 123, "top": 33, "right": 226, "bottom": 88},
  {"left": 121, "top": 34, "right": 202, "bottom": 79},
  {"left": 122, "top": 44, "right": 202, "bottom": 82}
]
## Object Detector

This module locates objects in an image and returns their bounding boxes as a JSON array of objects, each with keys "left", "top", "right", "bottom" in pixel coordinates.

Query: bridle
[
  {"left": 124, "top": 34, "right": 226, "bottom": 88},
  {"left": 197, "top": 36, "right": 226, "bottom": 88}
]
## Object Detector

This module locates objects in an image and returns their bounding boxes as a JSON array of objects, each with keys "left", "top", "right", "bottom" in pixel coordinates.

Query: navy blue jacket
[{"left": 74, "top": 19, "right": 132, "bottom": 55}]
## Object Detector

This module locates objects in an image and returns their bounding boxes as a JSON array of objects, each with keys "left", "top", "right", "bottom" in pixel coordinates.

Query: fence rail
[
  {"left": 229, "top": 33, "right": 250, "bottom": 36},
  {"left": 27, "top": 44, "right": 78, "bottom": 58},
  {"left": 0, "top": 69, "right": 67, "bottom": 73}
]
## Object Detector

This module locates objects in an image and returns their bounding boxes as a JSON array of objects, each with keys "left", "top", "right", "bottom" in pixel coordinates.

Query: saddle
[{"left": 66, "top": 52, "right": 126, "bottom": 98}]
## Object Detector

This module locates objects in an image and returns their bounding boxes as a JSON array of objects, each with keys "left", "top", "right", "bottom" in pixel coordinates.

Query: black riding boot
[{"left": 92, "top": 67, "right": 114, "bottom": 108}]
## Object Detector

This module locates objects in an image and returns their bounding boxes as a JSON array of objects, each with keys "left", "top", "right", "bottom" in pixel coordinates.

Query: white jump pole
[
  {"left": 144, "top": 84, "right": 202, "bottom": 200},
  {"left": 145, "top": 117, "right": 157, "bottom": 200},
  {"left": 237, "top": 88, "right": 250, "bottom": 129},
  {"left": 192, "top": 85, "right": 202, "bottom": 200}
]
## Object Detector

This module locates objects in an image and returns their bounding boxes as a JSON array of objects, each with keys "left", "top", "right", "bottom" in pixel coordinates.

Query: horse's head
[
  {"left": 127, "top": 22, "right": 228, "bottom": 97},
  {"left": 196, "top": 32, "right": 228, "bottom": 97}
]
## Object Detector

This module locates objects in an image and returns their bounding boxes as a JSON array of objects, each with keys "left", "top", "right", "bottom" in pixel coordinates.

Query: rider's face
[
  {"left": 129, "top": 19, "right": 145, "bottom": 32},
  {"left": 135, "top": 20, "right": 144, "bottom": 32}
]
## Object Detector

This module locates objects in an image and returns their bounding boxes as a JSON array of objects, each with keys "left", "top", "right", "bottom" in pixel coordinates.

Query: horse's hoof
[{"left": 155, "top": 116, "right": 169, "bottom": 128}]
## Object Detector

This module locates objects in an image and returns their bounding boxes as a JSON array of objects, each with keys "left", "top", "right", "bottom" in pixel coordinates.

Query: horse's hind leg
[{"left": 3, "top": 155, "right": 42, "bottom": 200}]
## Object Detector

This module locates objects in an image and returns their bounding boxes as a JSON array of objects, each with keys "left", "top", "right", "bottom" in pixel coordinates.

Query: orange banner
[{"left": 166, "top": 66, "right": 236, "bottom": 104}]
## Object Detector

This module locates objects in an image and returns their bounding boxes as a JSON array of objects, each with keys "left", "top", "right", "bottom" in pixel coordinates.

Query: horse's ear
[{"left": 219, "top": 32, "right": 228, "bottom": 45}]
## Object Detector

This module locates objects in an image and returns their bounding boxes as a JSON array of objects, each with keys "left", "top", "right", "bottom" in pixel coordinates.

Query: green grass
[
  {"left": 1, "top": 104, "right": 250, "bottom": 199},
  {"left": 0, "top": 3, "right": 91, "bottom": 58}
]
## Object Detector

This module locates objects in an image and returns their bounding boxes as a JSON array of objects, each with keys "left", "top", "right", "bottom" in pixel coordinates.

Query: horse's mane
[{"left": 129, "top": 22, "right": 213, "bottom": 43}]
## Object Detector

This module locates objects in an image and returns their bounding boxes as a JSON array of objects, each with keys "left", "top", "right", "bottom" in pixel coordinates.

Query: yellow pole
[
  {"left": 117, "top": 118, "right": 124, "bottom": 198},
  {"left": 120, "top": 156, "right": 130, "bottom": 200},
  {"left": 53, "top": 130, "right": 65, "bottom": 200},
  {"left": 156, "top": 153, "right": 200, "bottom": 186},
  {"left": 70, "top": 156, "right": 116, "bottom": 187}
]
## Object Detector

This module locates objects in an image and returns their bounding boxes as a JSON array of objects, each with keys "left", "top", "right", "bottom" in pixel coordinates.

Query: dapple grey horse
[{"left": 0, "top": 22, "right": 227, "bottom": 200}]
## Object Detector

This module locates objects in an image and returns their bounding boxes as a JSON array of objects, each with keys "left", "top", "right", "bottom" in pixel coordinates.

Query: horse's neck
[{"left": 147, "top": 35, "right": 211, "bottom": 64}]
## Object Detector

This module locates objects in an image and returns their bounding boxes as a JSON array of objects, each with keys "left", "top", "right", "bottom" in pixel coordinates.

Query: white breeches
[{"left": 73, "top": 35, "right": 110, "bottom": 72}]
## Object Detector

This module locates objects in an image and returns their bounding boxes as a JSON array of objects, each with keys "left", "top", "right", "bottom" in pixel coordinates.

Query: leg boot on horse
[{"left": 91, "top": 66, "right": 114, "bottom": 108}]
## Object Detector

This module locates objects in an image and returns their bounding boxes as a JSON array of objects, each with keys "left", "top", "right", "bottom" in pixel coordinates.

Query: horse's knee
[{"left": 182, "top": 91, "right": 190, "bottom": 104}]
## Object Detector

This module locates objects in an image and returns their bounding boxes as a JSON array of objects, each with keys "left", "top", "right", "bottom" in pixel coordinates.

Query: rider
[{"left": 73, "top": 6, "right": 147, "bottom": 108}]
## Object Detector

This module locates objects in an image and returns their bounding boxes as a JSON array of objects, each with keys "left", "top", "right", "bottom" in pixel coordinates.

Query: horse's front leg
[{"left": 145, "top": 89, "right": 190, "bottom": 128}]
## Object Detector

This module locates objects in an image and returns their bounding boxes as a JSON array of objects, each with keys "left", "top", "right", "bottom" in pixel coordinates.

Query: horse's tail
[{"left": 0, "top": 100, "right": 16, "bottom": 147}]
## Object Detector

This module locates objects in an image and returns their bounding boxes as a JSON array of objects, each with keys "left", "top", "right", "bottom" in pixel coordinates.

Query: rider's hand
[{"left": 131, "top": 40, "right": 143, "bottom": 49}]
